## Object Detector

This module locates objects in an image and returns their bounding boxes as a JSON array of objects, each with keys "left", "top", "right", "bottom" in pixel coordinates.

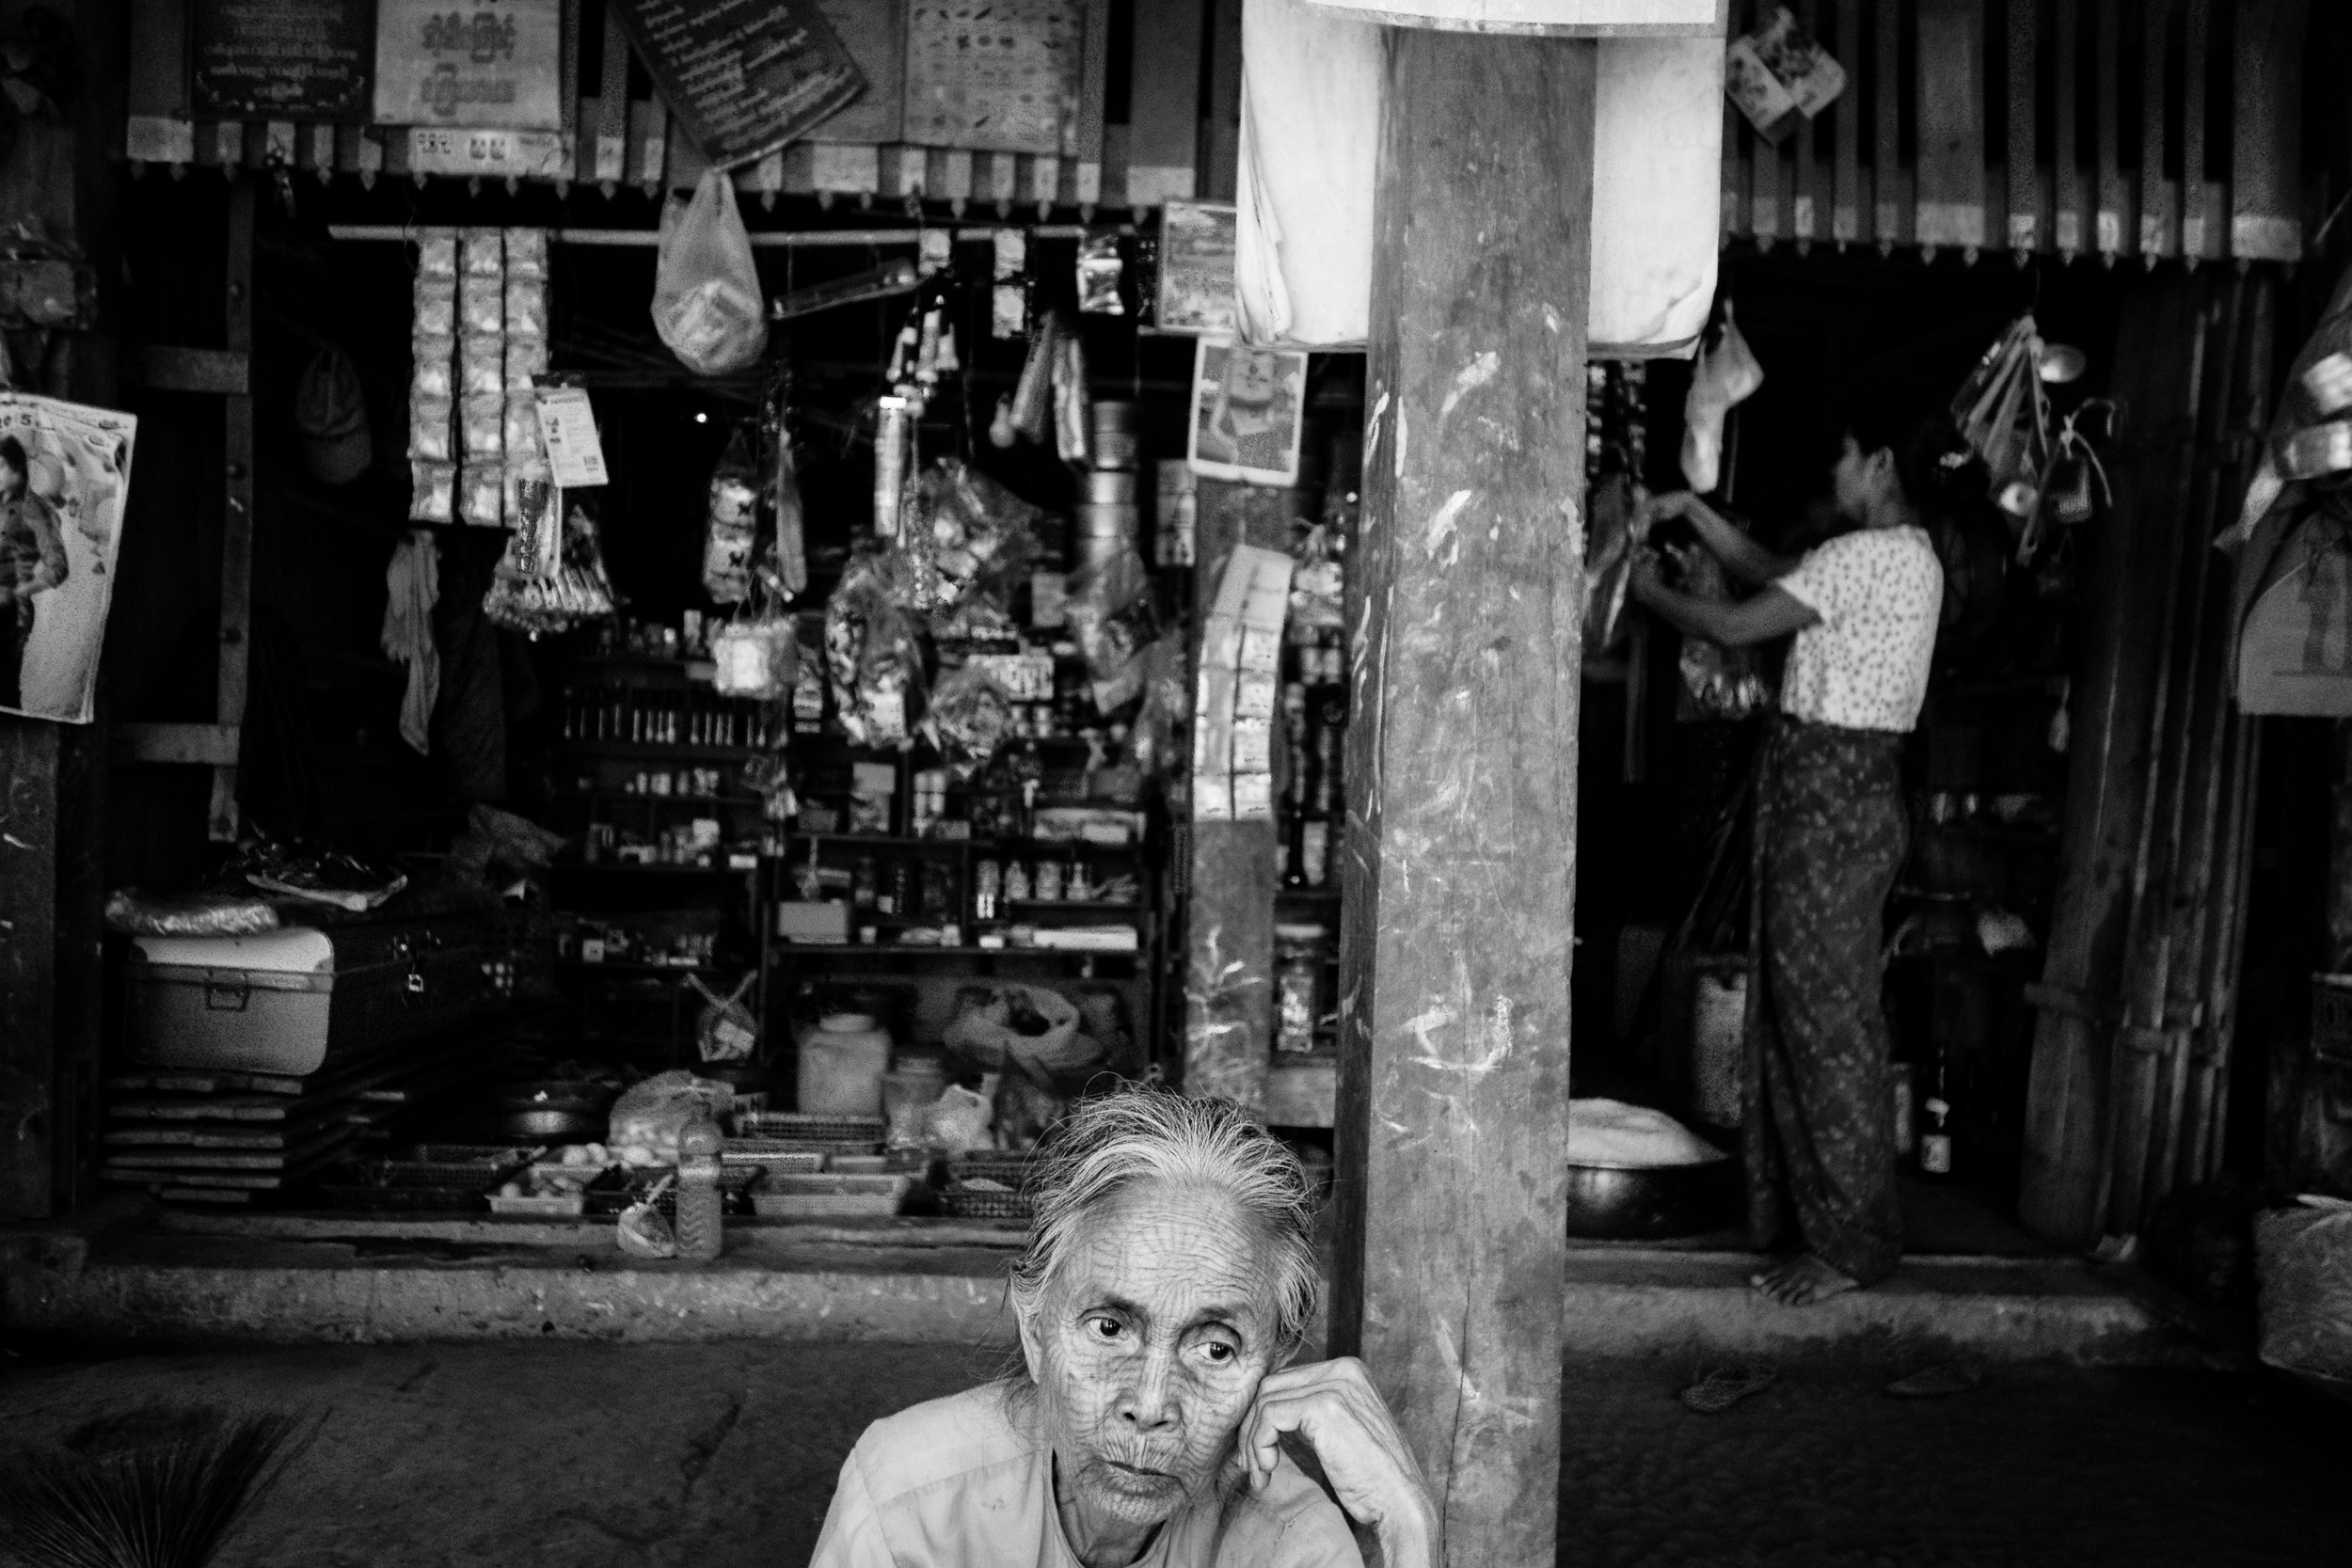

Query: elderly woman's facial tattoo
[{"left": 1020, "top": 1179, "right": 1284, "bottom": 1536}]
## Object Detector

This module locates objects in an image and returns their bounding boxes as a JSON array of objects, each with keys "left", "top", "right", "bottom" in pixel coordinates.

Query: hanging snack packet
[
  {"left": 1053, "top": 327, "right": 1094, "bottom": 467},
  {"left": 503, "top": 389, "right": 543, "bottom": 463},
  {"left": 411, "top": 341, "right": 454, "bottom": 403},
  {"left": 1077, "top": 231, "right": 1125, "bottom": 315},
  {"left": 557, "top": 499, "right": 620, "bottom": 625},
  {"left": 503, "top": 227, "right": 548, "bottom": 281},
  {"left": 416, "top": 228, "right": 459, "bottom": 280},
  {"left": 460, "top": 273, "right": 505, "bottom": 338},
  {"left": 825, "top": 552, "right": 924, "bottom": 747},
  {"left": 461, "top": 227, "right": 503, "bottom": 277},
  {"left": 704, "top": 427, "right": 760, "bottom": 606},
  {"left": 409, "top": 460, "right": 454, "bottom": 524},
  {"left": 460, "top": 393, "right": 505, "bottom": 462},
  {"left": 505, "top": 336, "right": 548, "bottom": 387},
  {"left": 770, "top": 418, "right": 808, "bottom": 597},
  {"left": 408, "top": 397, "right": 454, "bottom": 463},
  {"left": 458, "top": 463, "right": 504, "bottom": 528},
  {"left": 504, "top": 277, "right": 548, "bottom": 341},
  {"left": 413, "top": 275, "right": 456, "bottom": 340},
  {"left": 483, "top": 466, "right": 563, "bottom": 630},
  {"left": 459, "top": 334, "right": 505, "bottom": 399}
]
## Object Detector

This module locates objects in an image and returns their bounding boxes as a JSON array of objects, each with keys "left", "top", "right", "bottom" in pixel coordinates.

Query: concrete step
[{"left": 4, "top": 1208, "right": 2217, "bottom": 1365}]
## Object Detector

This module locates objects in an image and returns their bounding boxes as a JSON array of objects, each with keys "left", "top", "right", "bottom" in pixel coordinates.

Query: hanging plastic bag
[
  {"left": 689, "top": 974, "right": 760, "bottom": 1063},
  {"left": 704, "top": 427, "right": 760, "bottom": 605},
  {"left": 922, "top": 664, "right": 1018, "bottom": 777},
  {"left": 710, "top": 612, "right": 796, "bottom": 699},
  {"left": 1951, "top": 314, "right": 2053, "bottom": 548},
  {"left": 766, "top": 391, "right": 807, "bottom": 596},
  {"left": 824, "top": 550, "right": 925, "bottom": 747},
  {"left": 652, "top": 168, "right": 769, "bottom": 376},
  {"left": 1681, "top": 303, "right": 1764, "bottom": 493}
]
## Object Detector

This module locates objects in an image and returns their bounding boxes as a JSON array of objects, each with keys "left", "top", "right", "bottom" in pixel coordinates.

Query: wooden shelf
[
  {"left": 560, "top": 741, "right": 761, "bottom": 761},
  {"left": 552, "top": 862, "right": 758, "bottom": 876},
  {"left": 772, "top": 942, "right": 1140, "bottom": 960}
]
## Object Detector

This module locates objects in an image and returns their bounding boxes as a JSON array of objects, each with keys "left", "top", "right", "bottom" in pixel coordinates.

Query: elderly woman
[{"left": 810, "top": 1092, "right": 1436, "bottom": 1568}]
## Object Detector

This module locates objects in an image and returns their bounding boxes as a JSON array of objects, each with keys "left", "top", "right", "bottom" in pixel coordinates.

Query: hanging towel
[
  {"left": 381, "top": 529, "right": 439, "bottom": 754},
  {"left": 1235, "top": 0, "right": 1724, "bottom": 356}
]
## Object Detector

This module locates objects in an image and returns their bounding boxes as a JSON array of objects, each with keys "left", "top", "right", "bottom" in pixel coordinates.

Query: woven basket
[
  {"left": 722, "top": 1140, "right": 828, "bottom": 1176},
  {"left": 944, "top": 1182, "right": 1033, "bottom": 1221},
  {"left": 946, "top": 1152, "right": 1035, "bottom": 1190},
  {"left": 734, "top": 1111, "right": 885, "bottom": 1148}
]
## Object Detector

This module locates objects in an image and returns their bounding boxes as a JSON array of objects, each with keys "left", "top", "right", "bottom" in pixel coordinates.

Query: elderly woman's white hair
[{"left": 1007, "top": 1089, "right": 1324, "bottom": 1351}]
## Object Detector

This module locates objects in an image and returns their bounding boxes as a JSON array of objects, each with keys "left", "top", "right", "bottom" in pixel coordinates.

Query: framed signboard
[
  {"left": 373, "top": 0, "right": 564, "bottom": 130},
  {"left": 191, "top": 0, "right": 373, "bottom": 121},
  {"left": 608, "top": 0, "right": 867, "bottom": 169},
  {"left": 904, "top": 0, "right": 1085, "bottom": 156}
]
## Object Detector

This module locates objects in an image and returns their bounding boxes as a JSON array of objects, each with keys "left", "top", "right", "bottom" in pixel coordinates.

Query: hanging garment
[
  {"left": 381, "top": 529, "right": 440, "bottom": 754},
  {"left": 1236, "top": 0, "right": 1723, "bottom": 356},
  {"left": 1680, "top": 304, "right": 1765, "bottom": 493},
  {"left": 1743, "top": 716, "right": 1909, "bottom": 1288}
]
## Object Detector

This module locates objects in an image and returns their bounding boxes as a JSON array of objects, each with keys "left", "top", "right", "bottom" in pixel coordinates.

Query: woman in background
[{"left": 1632, "top": 396, "right": 1982, "bottom": 1306}]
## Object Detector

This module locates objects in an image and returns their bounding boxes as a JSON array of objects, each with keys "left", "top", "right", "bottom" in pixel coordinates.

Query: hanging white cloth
[
  {"left": 381, "top": 529, "right": 440, "bottom": 755},
  {"left": 1236, "top": 0, "right": 1724, "bottom": 357}
]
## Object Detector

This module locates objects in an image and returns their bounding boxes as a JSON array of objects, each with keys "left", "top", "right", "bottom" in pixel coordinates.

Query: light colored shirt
[
  {"left": 1772, "top": 525, "right": 1942, "bottom": 733},
  {"left": 809, "top": 1384, "right": 1365, "bottom": 1568}
]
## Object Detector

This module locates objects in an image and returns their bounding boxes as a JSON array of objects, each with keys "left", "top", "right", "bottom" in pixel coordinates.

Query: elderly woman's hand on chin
[
  {"left": 1239, "top": 1357, "right": 1439, "bottom": 1568},
  {"left": 807, "top": 1090, "right": 1437, "bottom": 1568}
]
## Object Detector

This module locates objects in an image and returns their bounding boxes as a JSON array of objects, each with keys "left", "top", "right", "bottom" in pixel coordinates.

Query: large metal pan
[{"left": 1563, "top": 1157, "right": 1740, "bottom": 1241}]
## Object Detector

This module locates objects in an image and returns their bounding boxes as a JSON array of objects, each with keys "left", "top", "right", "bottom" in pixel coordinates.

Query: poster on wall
[
  {"left": 1154, "top": 201, "right": 1238, "bottom": 338},
  {"left": 191, "top": 0, "right": 374, "bottom": 121},
  {"left": 373, "top": 0, "right": 564, "bottom": 131},
  {"left": 904, "top": 0, "right": 1085, "bottom": 155},
  {"left": 607, "top": 0, "right": 866, "bottom": 170},
  {"left": 0, "top": 396, "right": 136, "bottom": 725},
  {"left": 1187, "top": 340, "right": 1307, "bottom": 487}
]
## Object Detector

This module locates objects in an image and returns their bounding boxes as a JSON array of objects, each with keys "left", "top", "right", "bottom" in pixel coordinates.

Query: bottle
[
  {"left": 851, "top": 856, "right": 879, "bottom": 912},
  {"left": 1035, "top": 854, "right": 1064, "bottom": 903},
  {"left": 675, "top": 1114, "right": 724, "bottom": 1263},
  {"left": 1005, "top": 859, "right": 1033, "bottom": 902},
  {"left": 974, "top": 858, "right": 1002, "bottom": 920}
]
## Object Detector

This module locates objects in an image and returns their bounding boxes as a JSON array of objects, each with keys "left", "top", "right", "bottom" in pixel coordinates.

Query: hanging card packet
[
  {"left": 534, "top": 386, "right": 609, "bottom": 487},
  {"left": 704, "top": 427, "right": 759, "bottom": 605},
  {"left": 653, "top": 168, "right": 769, "bottom": 376},
  {"left": 1077, "top": 232, "right": 1125, "bottom": 315}
]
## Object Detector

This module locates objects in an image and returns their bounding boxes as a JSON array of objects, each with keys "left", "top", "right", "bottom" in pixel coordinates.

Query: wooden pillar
[
  {"left": 1332, "top": 26, "right": 1591, "bottom": 1568},
  {"left": 2018, "top": 279, "right": 2206, "bottom": 1243},
  {"left": 1182, "top": 482, "right": 1294, "bottom": 1117}
]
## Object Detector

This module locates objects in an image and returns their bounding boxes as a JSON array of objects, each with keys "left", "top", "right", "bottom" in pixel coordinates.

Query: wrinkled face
[
  {"left": 1019, "top": 1180, "right": 1283, "bottom": 1535},
  {"left": 1833, "top": 435, "right": 1897, "bottom": 522}
]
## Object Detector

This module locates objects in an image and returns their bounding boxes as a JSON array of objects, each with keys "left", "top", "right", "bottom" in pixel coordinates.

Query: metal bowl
[
  {"left": 1563, "top": 1158, "right": 1740, "bottom": 1241},
  {"left": 494, "top": 1081, "right": 614, "bottom": 1142}
]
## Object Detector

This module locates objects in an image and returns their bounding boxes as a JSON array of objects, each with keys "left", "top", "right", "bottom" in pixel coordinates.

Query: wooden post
[
  {"left": 1331, "top": 26, "right": 1590, "bottom": 1568},
  {"left": 2019, "top": 279, "right": 2207, "bottom": 1244},
  {"left": 1182, "top": 482, "right": 1294, "bottom": 1117}
]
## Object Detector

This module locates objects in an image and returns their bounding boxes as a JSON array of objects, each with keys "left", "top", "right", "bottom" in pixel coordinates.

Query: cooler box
[{"left": 125, "top": 919, "right": 486, "bottom": 1074}]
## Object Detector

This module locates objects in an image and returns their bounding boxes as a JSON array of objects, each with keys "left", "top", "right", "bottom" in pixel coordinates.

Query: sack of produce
[
  {"left": 2256, "top": 1200, "right": 2352, "bottom": 1391},
  {"left": 943, "top": 984, "right": 1101, "bottom": 1085},
  {"left": 606, "top": 1069, "right": 734, "bottom": 1164}
]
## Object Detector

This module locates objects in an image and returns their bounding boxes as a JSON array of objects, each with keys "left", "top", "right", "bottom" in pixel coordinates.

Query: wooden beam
[
  {"left": 1073, "top": 0, "right": 1112, "bottom": 204},
  {"left": 2230, "top": 0, "right": 2306, "bottom": 261},
  {"left": 213, "top": 180, "right": 255, "bottom": 843},
  {"left": 1200, "top": 0, "right": 1243, "bottom": 201},
  {"left": 1915, "top": 0, "right": 1988, "bottom": 253},
  {"left": 0, "top": 720, "right": 59, "bottom": 1217},
  {"left": 2055, "top": 0, "right": 2083, "bottom": 254},
  {"left": 1127, "top": 0, "right": 1205, "bottom": 206},
  {"left": 1182, "top": 482, "right": 1292, "bottom": 1118},
  {"left": 2138, "top": 0, "right": 2175, "bottom": 259},
  {"left": 111, "top": 722, "right": 242, "bottom": 767},
  {"left": 2005, "top": 0, "right": 2038, "bottom": 252},
  {"left": 125, "top": 345, "right": 249, "bottom": 395},
  {"left": 1873, "top": 0, "right": 1902, "bottom": 245},
  {"left": 1335, "top": 26, "right": 1588, "bottom": 1568}
]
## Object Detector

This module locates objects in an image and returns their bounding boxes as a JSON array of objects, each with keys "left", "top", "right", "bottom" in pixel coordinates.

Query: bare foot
[{"left": 1749, "top": 1254, "right": 1860, "bottom": 1307}]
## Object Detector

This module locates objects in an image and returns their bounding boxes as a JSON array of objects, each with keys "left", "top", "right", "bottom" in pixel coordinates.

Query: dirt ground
[{"left": 1, "top": 1338, "right": 2344, "bottom": 1566}]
